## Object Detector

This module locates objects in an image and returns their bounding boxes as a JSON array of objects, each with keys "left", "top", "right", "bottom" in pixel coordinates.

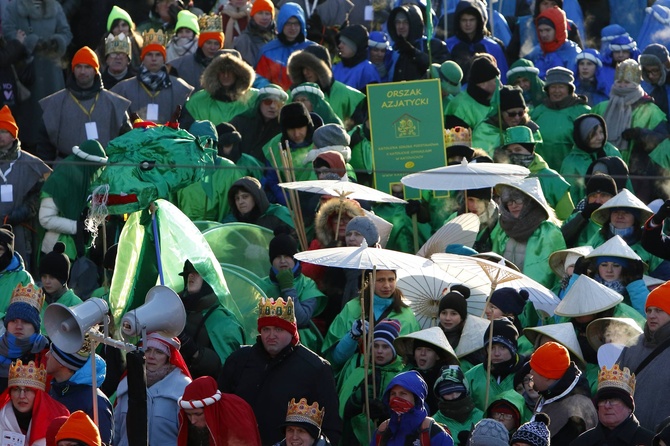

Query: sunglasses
[
  {"left": 504, "top": 111, "right": 525, "bottom": 118},
  {"left": 261, "top": 98, "right": 282, "bottom": 106}
]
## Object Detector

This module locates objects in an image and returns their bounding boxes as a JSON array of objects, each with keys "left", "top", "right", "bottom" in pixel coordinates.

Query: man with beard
[{"left": 37, "top": 47, "right": 131, "bottom": 162}]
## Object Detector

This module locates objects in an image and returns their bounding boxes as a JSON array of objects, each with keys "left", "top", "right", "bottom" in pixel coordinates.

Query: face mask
[
  {"left": 508, "top": 153, "right": 534, "bottom": 167},
  {"left": 389, "top": 396, "right": 415, "bottom": 415}
]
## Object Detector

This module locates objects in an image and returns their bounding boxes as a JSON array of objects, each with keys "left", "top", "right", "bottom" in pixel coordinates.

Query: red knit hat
[
  {"left": 46, "top": 416, "right": 69, "bottom": 446},
  {"left": 646, "top": 281, "right": 670, "bottom": 314},
  {"left": 71, "top": 46, "right": 100, "bottom": 73},
  {"left": 0, "top": 106, "right": 18, "bottom": 139},
  {"left": 56, "top": 411, "right": 101, "bottom": 446},
  {"left": 251, "top": 0, "right": 275, "bottom": 18},
  {"left": 529, "top": 341, "right": 570, "bottom": 380}
]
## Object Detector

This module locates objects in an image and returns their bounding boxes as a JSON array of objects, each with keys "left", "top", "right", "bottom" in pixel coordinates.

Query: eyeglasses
[
  {"left": 10, "top": 387, "right": 35, "bottom": 396},
  {"left": 504, "top": 198, "right": 525, "bottom": 206},
  {"left": 597, "top": 398, "right": 623, "bottom": 408},
  {"left": 491, "top": 412, "right": 514, "bottom": 421},
  {"left": 504, "top": 110, "right": 525, "bottom": 118},
  {"left": 284, "top": 20, "right": 301, "bottom": 28},
  {"left": 522, "top": 377, "right": 533, "bottom": 384}
]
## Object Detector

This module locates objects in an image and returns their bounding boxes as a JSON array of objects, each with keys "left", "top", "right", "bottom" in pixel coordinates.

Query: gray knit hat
[
  {"left": 468, "top": 419, "right": 509, "bottom": 446},
  {"left": 510, "top": 413, "right": 551, "bottom": 446},
  {"left": 640, "top": 44, "right": 669, "bottom": 85},
  {"left": 544, "top": 67, "right": 575, "bottom": 93},
  {"left": 346, "top": 216, "right": 379, "bottom": 246},
  {"left": 313, "top": 123, "right": 350, "bottom": 149}
]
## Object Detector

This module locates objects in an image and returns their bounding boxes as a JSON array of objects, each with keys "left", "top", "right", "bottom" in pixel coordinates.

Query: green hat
[
  {"left": 431, "top": 60, "right": 462, "bottom": 96},
  {"left": 258, "top": 83, "right": 289, "bottom": 102},
  {"left": 72, "top": 140, "right": 107, "bottom": 164},
  {"left": 502, "top": 126, "right": 541, "bottom": 153},
  {"left": 175, "top": 10, "right": 200, "bottom": 35},
  {"left": 107, "top": 5, "right": 135, "bottom": 32}
]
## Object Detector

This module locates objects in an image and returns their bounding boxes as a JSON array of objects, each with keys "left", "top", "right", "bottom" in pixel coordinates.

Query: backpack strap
[
  {"left": 420, "top": 417, "right": 450, "bottom": 446},
  {"left": 375, "top": 420, "right": 390, "bottom": 446}
]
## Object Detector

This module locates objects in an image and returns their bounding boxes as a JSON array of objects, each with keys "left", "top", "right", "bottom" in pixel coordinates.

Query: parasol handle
[
  {"left": 369, "top": 266, "right": 377, "bottom": 399},
  {"left": 361, "top": 277, "right": 372, "bottom": 443},
  {"left": 411, "top": 214, "right": 419, "bottom": 254}
]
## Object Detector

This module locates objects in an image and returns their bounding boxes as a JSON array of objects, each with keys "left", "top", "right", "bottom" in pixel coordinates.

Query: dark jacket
[
  {"left": 230, "top": 104, "right": 282, "bottom": 163},
  {"left": 570, "top": 414, "right": 655, "bottom": 446},
  {"left": 641, "top": 217, "right": 670, "bottom": 260},
  {"left": 220, "top": 340, "right": 342, "bottom": 445}
]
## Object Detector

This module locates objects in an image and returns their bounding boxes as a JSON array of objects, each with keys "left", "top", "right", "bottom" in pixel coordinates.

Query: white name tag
[
  {"left": 85, "top": 122, "right": 99, "bottom": 140},
  {"left": 364, "top": 5, "right": 373, "bottom": 21},
  {"left": 147, "top": 103, "right": 159, "bottom": 121},
  {"left": 0, "top": 184, "right": 13, "bottom": 203},
  {"left": 1, "top": 431, "right": 25, "bottom": 446}
]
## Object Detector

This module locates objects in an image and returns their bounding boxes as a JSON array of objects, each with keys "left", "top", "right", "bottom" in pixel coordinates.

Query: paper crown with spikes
[
  {"left": 105, "top": 32, "right": 131, "bottom": 57},
  {"left": 285, "top": 398, "right": 325, "bottom": 429},
  {"left": 8, "top": 360, "right": 47, "bottom": 391},
  {"left": 198, "top": 13, "right": 223, "bottom": 33},
  {"left": 141, "top": 29, "right": 167, "bottom": 48},
  {"left": 10, "top": 283, "right": 44, "bottom": 311},
  {"left": 444, "top": 126, "right": 472, "bottom": 148},
  {"left": 598, "top": 364, "right": 635, "bottom": 395},
  {"left": 258, "top": 297, "right": 296, "bottom": 324}
]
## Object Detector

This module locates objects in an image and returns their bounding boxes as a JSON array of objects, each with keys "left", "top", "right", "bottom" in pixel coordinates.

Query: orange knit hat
[
  {"left": 529, "top": 341, "right": 570, "bottom": 380},
  {"left": 71, "top": 46, "right": 100, "bottom": 73},
  {"left": 55, "top": 411, "right": 101, "bottom": 446},
  {"left": 198, "top": 31, "right": 224, "bottom": 48},
  {"left": 251, "top": 0, "right": 275, "bottom": 18},
  {"left": 646, "top": 280, "right": 670, "bottom": 314},
  {"left": 0, "top": 106, "right": 18, "bottom": 140},
  {"left": 141, "top": 43, "right": 167, "bottom": 61}
]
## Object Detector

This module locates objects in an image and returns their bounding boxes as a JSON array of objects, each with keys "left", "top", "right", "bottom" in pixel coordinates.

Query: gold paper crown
[
  {"left": 198, "top": 13, "right": 223, "bottom": 33},
  {"left": 141, "top": 29, "right": 166, "bottom": 48},
  {"left": 8, "top": 360, "right": 47, "bottom": 391},
  {"left": 285, "top": 398, "right": 325, "bottom": 429},
  {"left": 105, "top": 32, "right": 132, "bottom": 56},
  {"left": 10, "top": 283, "right": 44, "bottom": 311},
  {"left": 598, "top": 364, "right": 635, "bottom": 395},
  {"left": 444, "top": 126, "right": 472, "bottom": 148},
  {"left": 258, "top": 297, "right": 296, "bottom": 323}
]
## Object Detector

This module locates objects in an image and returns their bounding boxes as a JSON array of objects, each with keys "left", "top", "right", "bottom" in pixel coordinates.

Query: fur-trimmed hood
[
  {"left": 314, "top": 197, "right": 365, "bottom": 246},
  {"left": 287, "top": 45, "right": 333, "bottom": 89},
  {"left": 200, "top": 53, "right": 255, "bottom": 101}
]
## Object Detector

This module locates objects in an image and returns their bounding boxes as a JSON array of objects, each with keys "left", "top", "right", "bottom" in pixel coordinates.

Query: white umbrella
[
  {"left": 294, "top": 243, "right": 433, "bottom": 271},
  {"left": 401, "top": 159, "right": 529, "bottom": 191},
  {"left": 416, "top": 213, "right": 479, "bottom": 258},
  {"left": 431, "top": 253, "right": 560, "bottom": 317},
  {"left": 279, "top": 179, "right": 407, "bottom": 203}
]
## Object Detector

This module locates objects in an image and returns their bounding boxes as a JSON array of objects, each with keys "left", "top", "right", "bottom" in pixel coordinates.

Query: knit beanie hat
[
  {"left": 576, "top": 48, "right": 603, "bottom": 68},
  {"left": 72, "top": 139, "right": 108, "bottom": 164},
  {"left": 510, "top": 413, "right": 551, "bottom": 446},
  {"left": 5, "top": 302, "right": 41, "bottom": 332},
  {"left": 489, "top": 288, "right": 529, "bottom": 316},
  {"left": 346, "top": 216, "right": 379, "bottom": 246},
  {"left": 530, "top": 341, "right": 570, "bottom": 380},
  {"left": 646, "top": 280, "right": 670, "bottom": 315},
  {"left": 544, "top": 66, "right": 575, "bottom": 92},
  {"left": 258, "top": 84, "right": 289, "bottom": 102},
  {"left": 107, "top": 5, "right": 135, "bottom": 31},
  {"left": 0, "top": 106, "right": 18, "bottom": 139},
  {"left": 499, "top": 85, "right": 526, "bottom": 111},
  {"left": 484, "top": 318, "right": 519, "bottom": 355},
  {"left": 175, "top": 10, "right": 200, "bottom": 34},
  {"left": 280, "top": 102, "right": 312, "bottom": 129},
  {"left": 586, "top": 172, "right": 617, "bottom": 197},
  {"left": 434, "top": 365, "right": 468, "bottom": 398},
  {"left": 71, "top": 46, "right": 100, "bottom": 73},
  {"left": 374, "top": 319, "right": 401, "bottom": 357},
  {"left": 576, "top": 114, "right": 603, "bottom": 142},
  {"left": 468, "top": 55, "right": 500, "bottom": 85},
  {"left": 190, "top": 120, "right": 218, "bottom": 143},
  {"left": 368, "top": 31, "right": 390, "bottom": 49},
  {"left": 468, "top": 418, "right": 509, "bottom": 446},
  {"left": 313, "top": 151, "right": 346, "bottom": 177},
  {"left": 466, "top": 187, "right": 493, "bottom": 201},
  {"left": 438, "top": 284, "right": 470, "bottom": 320},
  {"left": 615, "top": 59, "right": 642, "bottom": 84},
  {"left": 313, "top": 123, "right": 350, "bottom": 149},
  {"left": 56, "top": 411, "right": 101, "bottom": 446},
  {"left": 50, "top": 343, "right": 89, "bottom": 371},
  {"left": 39, "top": 242, "right": 71, "bottom": 285},
  {"left": 269, "top": 230, "right": 298, "bottom": 261},
  {"left": 46, "top": 416, "right": 69, "bottom": 446},
  {"left": 251, "top": 0, "right": 275, "bottom": 18},
  {"left": 431, "top": 60, "right": 463, "bottom": 96},
  {"left": 215, "top": 122, "right": 242, "bottom": 146}
]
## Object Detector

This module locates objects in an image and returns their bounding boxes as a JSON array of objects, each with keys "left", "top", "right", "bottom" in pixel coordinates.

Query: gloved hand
[
  {"left": 276, "top": 269, "right": 295, "bottom": 291},
  {"left": 573, "top": 256, "right": 591, "bottom": 276},
  {"left": 177, "top": 331, "right": 198, "bottom": 361},
  {"left": 405, "top": 199, "right": 421, "bottom": 217},
  {"left": 368, "top": 398, "right": 389, "bottom": 421},
  {"left": 653, "top": 199, "right": 670, "bottom": 225},
  {"left": 395, "top": 36, "right": 415, "bottom": 56},
  {"left": 621, "top": 128, "right": 642, "bottom": 141},
  {"left": 580, "top": 202, "right": 601, "bottom": 220},
  {"left": 350, "top": 319, "right": 369, "bottom": 339}
]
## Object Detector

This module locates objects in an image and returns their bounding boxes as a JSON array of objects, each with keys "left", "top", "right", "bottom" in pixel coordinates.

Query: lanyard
[
  {"left": 141, "top": 82, "right": 162, "bottom": 100},
  {"left": 70, "top": 93, "right": 99, "bottom": 120},
  {"left": 0, "top": 151, "right": 21, "bottom": 183}
]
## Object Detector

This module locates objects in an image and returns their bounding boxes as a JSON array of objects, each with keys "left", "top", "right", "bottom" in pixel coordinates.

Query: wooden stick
[
  {"left": 360, "top": 280, "right": 372, "bottom": 443},
  {"left": 370, "top": 266, "right": 377, "bottom": 398},
  {"left": 282, "top": 143, "right": 308, "bottom": 251}
]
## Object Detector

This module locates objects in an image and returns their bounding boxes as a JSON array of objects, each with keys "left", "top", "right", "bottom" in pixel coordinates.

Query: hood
[
  {"left": 314, "top": 151, "right": 347, "bottom": 177},
  {"left": 382, "top": 370, "right": 428, "bottom": 410},
  {"left": 535, "top": 6, "right": 567, "bottom": 52},
  {"left": 314, "top": 197, "right": 364, "bottom": 246},
  {"left": 337, "top": 24, "right": 369, "bottom": 67},
  {"left": 533, "top": 0, "right": 563, "bottom": 17},
  {"left": 486, "top": 388, "right": 526, "bottom": 420},
  {"left": 454, "top": 0, "right": 487, "bottom": 41},
  {"left": 586, "top": 156, "right": 629, "bottom": 193},
  {"left": 572, "top": 113, "right": 607, "bottom": 153},
  {"left": 200, "top": 53, "right": 255, "bottom": 101},
  {"left": 68, "top": 354, "right": 106, "bottom": 388},
  {"left": 277, "top": 2, "right": 307, "bottom": 37},
  {"left": 227, "top": 176, "right": 270, "bottom": 219},
  {"left": 287, "top": 45, "right": 333, "bottom": 88},
  {"left": 388, "top": 4, "right": 425, "bottom": 43}
]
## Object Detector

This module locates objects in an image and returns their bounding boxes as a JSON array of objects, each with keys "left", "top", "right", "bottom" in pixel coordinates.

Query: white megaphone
[
  {"left": 44, "top": 298, "right": 109, "bottom": 354},
  {"left": 120, "top": 285, "right": 186, "bottom": 338}
]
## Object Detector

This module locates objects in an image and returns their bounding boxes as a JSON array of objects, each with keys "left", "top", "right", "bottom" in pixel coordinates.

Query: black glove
[
  {"left": 580, "top": 202, "right": 601, "bottom": 220},
  {"left": 572, "top": 256, "right": 591, "bottom": 276},
  {"left": 621, "top": 127, "right": 642, "bottom": 141},
  {"left": 395, "top": 36, "right": 415, "bottom": 56},
  {"left": 405, "top": 199, "right": 421, "bottom": 217},
  {"left": 653, "top": 199, "right": 670, "bottom": 225},
  {"left": 178, "top": 331, "right": 198, "bottom": 361},
  {"left": 368, "top": 398, "right": 389, "bottom": 421},
  {"left": 76, "top": 220, "right": 85, "bottom": 235}
]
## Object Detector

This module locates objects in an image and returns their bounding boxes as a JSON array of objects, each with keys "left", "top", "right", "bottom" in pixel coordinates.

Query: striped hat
[
  {"left": 50, "top": 343, "right": 89, "bottom": 371},
  {"left": 374, "top": 319, "right": 401, "bottom": 357},
  {"left": 178, "top": 376, "right": 223, "bottom": 409}
]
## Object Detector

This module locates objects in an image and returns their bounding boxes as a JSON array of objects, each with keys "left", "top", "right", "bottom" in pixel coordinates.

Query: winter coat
[
  {"left": 114, "top": 368, "right": 192, "bottom": 446},
  {"left": 527, "top": 153, "right": 574, "bottom": 221},
  {"left": 223, "top": 177, "right": 294, "bottom": 230},
  {"left": 332, "top": 59, "right": 381, "bottom": 93},
  {"left": 277, "top": 0, "right": 354, "bottom": 27},
  {"left": 588, "top": 231, "right": 665, "bottom": 277},
  {"left": 531, "top": 98, "right": 591, "bottom": 171},
  {"left": 525, "top": 8, "right": 582, "bottom": 80},
  {"left": 465, "top": 360, "right": 521, "bottom": 411},
  {"left": 433, "top": 400, "right": 483, "bottom": 446},
  {"left": 183, "top": 53, "right": 258, "bottom": 127},
  {"left": 444, "top": 89, "right": 492, "bottom": 130},
  {"left": 491, "top": 220, "right": 566, "bottom": 289},
  {"left": 255, "top": 3, "right": 315, "bottom": 90},
  {"left": 220, "top": 340, "right": 342, "bottom": 445},
  {"left": 170, "top": 48, "right": 219, "bottom": 92},
  {"left": 472, "top": 119, "right": 541, "bottom": 157},
  {"left": 234, "top": 19, "right": 275, "bottom": 67},
  {"left": 230, "top": 98, "right": 282, "bottom": 163},
  {"left": 570, "top": 415, "right": 655, "bottom": 446},
  {"left": 0, "top": 253, "right": 33, "bottom": 318},
  {"left": 617, "top": 322, "right": 670, "bottom": 431},
  {"left": 348, "top": 124, "right": 373, "bottom": 184}
]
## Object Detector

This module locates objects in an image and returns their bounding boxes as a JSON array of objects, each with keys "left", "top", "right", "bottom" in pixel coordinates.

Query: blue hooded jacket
[{"left": 573, "top": 49, "right": 609, "bottom": 106}]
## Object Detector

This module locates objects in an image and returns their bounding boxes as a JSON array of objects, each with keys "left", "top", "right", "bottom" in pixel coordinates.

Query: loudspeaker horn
[
  {"left": 121, "top": 285, "right": 186, "bottom": 338},
  {"left": 44, "top": 298, "right": 109, "bottom": 354}
]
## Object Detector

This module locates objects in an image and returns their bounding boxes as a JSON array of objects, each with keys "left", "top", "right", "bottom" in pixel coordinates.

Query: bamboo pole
[
  {"left": 369, "top": 266, "right": 377, "bottom": 398},
  {"left": 361, "top": 278, "right": 372, "bottom": 443}
]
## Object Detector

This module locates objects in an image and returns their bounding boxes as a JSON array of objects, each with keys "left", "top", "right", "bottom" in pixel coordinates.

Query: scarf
[
  {"left": 498, "top": 199, "right": 546, "bottom": 242},
  {"left": 0, "top": 140, "right": 18, "bottom": 162},
  {"left": 609, "top": 224, "right": 635, "bottom": 241},
  {"left": 223, "top": 2, "right": 251, "bottom": 48},
  {"left": 146, "top": 363, "right": 175, "bottom": 388},
  {"left": 437, "top": 395, "right": 475, "bottom": 423},
  {"left": 138, "top": 65, "right": 171, "bottom": 92},
  {"left": 66, "top": 73, "right": 104, "bottom": 100},
  {"left": 594, "top": 274, "right": 627, "bottom": 294},
  {"left": 602, "top": 85, "right": 645, "bottom": 151},
  {"left": 169, "top": 36, "right": 198, "bottom": 58},
  {"left": 543, "top": 94, "right": 587, "bottom": 110},
  {"left": 509, "top": 153, "right": 535, "bottom": 168},
  {"left": 0, "top": 333, "right": 48, "bottom": 376},
  {"left": 246, "top": 18, "right": 275, "bottom": 43}
]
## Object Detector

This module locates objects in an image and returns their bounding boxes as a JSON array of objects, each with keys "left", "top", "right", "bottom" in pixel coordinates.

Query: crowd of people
[{"left": 1, "top": 0, "right": 670, "bottom": 445}]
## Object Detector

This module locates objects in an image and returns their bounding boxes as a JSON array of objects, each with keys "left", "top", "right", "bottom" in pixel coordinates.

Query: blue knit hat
[
  {"left": 374, "top": 319, "right": 401, "bottom": 357},
  {"left": 4, "top": 302, "right": 41, "bottom": 332},
  {"left": 50, "top": 343, "right": 89, "bottom": 371}
]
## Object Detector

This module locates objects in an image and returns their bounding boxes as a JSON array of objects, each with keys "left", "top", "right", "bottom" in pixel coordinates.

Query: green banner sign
[{"left": 367, "top": 79, "right": 446, "bottom": 199}]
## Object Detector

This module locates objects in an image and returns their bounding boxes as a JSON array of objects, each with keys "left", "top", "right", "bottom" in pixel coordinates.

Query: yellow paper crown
[
  {"left": 141, "top": 29, "right": 166, "bottom": 48},
  {"left": 198, "top": 13, "right": 223, "bottom": 33},
  {"left": 8, "top": 360, "right": 47, "bottom": 391},
  {"left": 598, "top": 364, "right": 635, "bottom": 395},
  {"left": 258, "top": 297, "right": 296, "bottom": 324},
  {"left": 105, "top": 32, "right": 131, "bottom": 56},
  {"left": 10, "top": 283, "right": 44, "bottom": 311},
  {"left": 285, "top": 398, "right": 325, "bottom": 429},
  {"left": 444, "top": 126, "right": 471, "bottom": 148}
]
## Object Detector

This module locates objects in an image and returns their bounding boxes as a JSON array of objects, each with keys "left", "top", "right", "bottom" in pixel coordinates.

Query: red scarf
[{"left": 0, "top": 389, "right": 69, "bottom": 443}]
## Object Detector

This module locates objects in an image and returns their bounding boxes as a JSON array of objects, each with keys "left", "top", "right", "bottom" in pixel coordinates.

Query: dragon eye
[{"left": 140, "top": 160, "right": 156, "bottom": 171}]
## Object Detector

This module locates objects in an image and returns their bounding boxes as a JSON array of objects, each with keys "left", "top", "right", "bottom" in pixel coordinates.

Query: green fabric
[
  {"left": 517, "top": 334, "right": 534, "bottom": 358},
  {"left": 41, "top": 155, "right": 102, "bottom": 220},
  {"left": 491, "top": 220, "right": 566, "bottom": 289},
  {"left": 40, "top": 288, "right": 83, "bottom": 334},
  {"left": 107, "top": 5, "right": 134, "bottom": 31},
  {"left": 531, "top": 102, "right": 591, "bottom": 171},
  {"left": 0, "top": 270, "right": 33, "bottom": 319},
  {"left": 528, "top": 153, "right": 574, "bottom": 221},
  {"left": 472, "top": 120, "right": 506, "bottom": 157},
  {"left": 185, "top": 89, "right": 258, "bottom": 126},
  {"left": 592, "top": 100, "right": 667, "bottom": 164},
  {"left": 585, "top": 362, "right": 599, "bottom": 396},
  {"left": 587, "top": 232, "right": 665, "bottom": 274},
  {"left": 325, "top": 80, "right": 365, "bottom": 124},
  {"left": 262, "top": 134, "right": 316, "bottom": 182},
  {"left": 488, "top": 388, "right": 532, "bottom": 424},
  {"left": 559, "top": 142, "right": 622, "bottom": 204},
  {"left": 372, "top": 203, "right": 432, "bottom": 254},
  {"left": 348, "top": 124, "right": 373, "bottom": 182},
  {"left": 202, "top": 223, "right": 273, "bottom": 278},
  {"left": 445, "top": 91, "right": 491, "bottom": 129},
  {"left": 423, "top": 190, "right": 461, "bottom": 232},
  {"left": 433, "top": 407, "right": 483, "bottom": 445},
  {"left": 234, "top": 153, "right": 265, "bottom": 180},
  {"left": 465, "top": 362, "right": 517, "bottom": 411},
  {"left": 649, "top": 137, "right": 670, "bottom": 170},
  {"left": 201, "top": 304, "right": 246, "bottom": 365}
]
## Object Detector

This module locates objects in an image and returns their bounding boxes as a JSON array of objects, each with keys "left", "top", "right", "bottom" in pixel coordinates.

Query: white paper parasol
[
  {"left": 294, "top": 243, "right": 433, "bottom": 271},
  {"left": 416, "top": 213, "right": 479, "bottom": 258},
  {"left": 279, "top": 179, "right": 407, "bottom": 203},
  {"left": 401, "top": 159, "right": 529, "bottom": 191}
]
